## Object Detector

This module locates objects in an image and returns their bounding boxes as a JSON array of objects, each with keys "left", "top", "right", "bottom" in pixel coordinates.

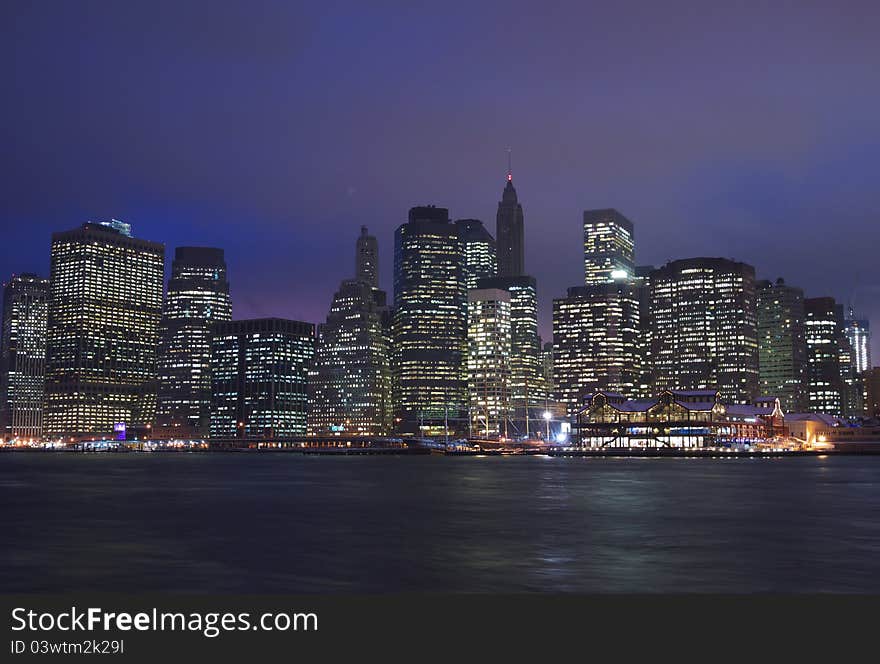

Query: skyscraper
[
  {"left": 804, "top": 297, "right": 845, "bottom": 416},
  {"left": 476, "top": 275, "right": 544, "bottom": 437},
  {"left": 844, "top": 308, "right": 872, "bottom": 375},
  {"left": 155, "top": 247, "right": 232, "bottom": 438},
  {"left": 583, "top": 209, "right": 635, "bottom": 284},
  {"left": 355, "top": 225, "right": 379, "bottom": 289},
  {"left": 0, "top": 274, "right": 49, "bottom": 440},
  {"left": 467, "top": 288, "right": 511, "bottom": 438},
  {"left": 496, "top": 170, "right": 525, "bottom": 277},
  {"left": 309, "top": 228, "right": 391, "bottom": 436},
  {"left": 210, "top": 318, "right": 314, "bottom": 438},
  {"left": 455, "top": 219, "right": 497, "bottom": 290},
  {"left": 553, "top": 281, "right": 641, "bottom": 418},
  {"left": 757, "top": 278, "right": 808, "bottom": 413},
  {"left": 392, "top": 206, "right": 467, "bottom": 435},
  {"left": 45, "top": 223, "right": 164, "bottom": 438},
  {"left": 650, "top": 257, "right": 758, "bottom": 404}
]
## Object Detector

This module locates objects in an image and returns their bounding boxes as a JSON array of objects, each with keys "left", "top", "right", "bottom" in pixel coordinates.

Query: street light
[{"left": 543, "top": 410, "right": 552, "bottom": 441}]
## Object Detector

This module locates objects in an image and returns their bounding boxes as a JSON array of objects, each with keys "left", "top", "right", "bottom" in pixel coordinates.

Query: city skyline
[{"left": 2, "top": 3, "right": 879, "bottom": 363}]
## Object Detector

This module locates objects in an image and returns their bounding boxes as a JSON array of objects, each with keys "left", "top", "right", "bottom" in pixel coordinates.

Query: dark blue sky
[{"left": 3, "top": 1, "right": 879, "bottom": 359}]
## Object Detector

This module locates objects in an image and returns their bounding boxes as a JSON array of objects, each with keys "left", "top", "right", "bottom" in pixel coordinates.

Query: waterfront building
[
  {"left": 650, "top": 257, "right": 758, "bottom": 404},
  {"left": 44, "top": 222, "right": 164, "bottom": 438},
  {"left": 583, "top": 209, "right": 635, "bottom": 285},
  {"left": 467, "top": 288, "right": 511, "bottom": 438},
  {"left": 496, "top": 170, "right": 525, "bottom": 277},
  {"left": 804, "top": 297, "right": 845, "bottom": 416},
  {"left": 309, "top": 228, "right": 391, "bottom": 436},
  {"left": 756, "top": 278, "right": 808, "bottom": 413},
  {"left": 392, "top": 206, "right": 467, "bottom": 436},
  {"left": 355, "top": 225, "right": 379, "bottom": 289},
  {"left": 455, "top": 219, "right": 497, "bottom": 290},
  {"left": 476, "top": 275, "right": 545, "bottom": 438},
  {"left": 0, "top": 274, "right": 49, "bottom": 440},
  {"left": 155, "top": 247, "right": 232, "bottom": 438},
  {"left": 210, "top": 318, "right": 314, "bottom": 438},
  {"left": 552, "top": 280, "right": 641, "bottom": 419}
]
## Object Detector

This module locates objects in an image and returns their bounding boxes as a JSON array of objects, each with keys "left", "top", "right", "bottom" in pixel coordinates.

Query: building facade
[
  {"left": 309, "top": 228, "right": 392, "bottom": 436},
  {"left": 553, "top": 281, "right": 641, "bottom": 419},
  {"left": 757, "top": 278, "right": 808, "bottom": 413},
  {"left": 355, "top": 225, "right": 379, "bottom": 289},
  {"left": 155, "top": 247, "right": 232, "bottom": 438},
  {"left": 650, "top": 257, "right": 758, "bottom": 404},
  {"left": 455, "top": 219, "right": 497, "bottom": 290},
  {"left": 583, "top": 209, "right": 635, "bottom": 284},
  {"left": 496, "top": 172, "right": 525, "bottom": 277},
  {"left": 44, "top": 223, "right": 164, "bottom": 438},
  {"left": 844, "top": 309, "right": 871, "bottom": 375},
  {"left": 467, "top": 288, "right": 511, "bottom": 438},
  {"left": 392, "top": 206, "right": 467, "bottom": 436},
  {"left": 804, "top": 297, "right": 845, "bottom": 416},
  {"left": 210, "top": 318, "right": 314, "bottom": 438},
  {"left": 0, "top": 274, "right": 49, "bottom": 440}
]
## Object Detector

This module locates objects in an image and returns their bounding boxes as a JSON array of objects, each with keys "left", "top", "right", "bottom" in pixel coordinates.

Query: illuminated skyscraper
[
  {"left": 476, "top": 275, "right": 544, "bottom": 437},
  {"left": 650, "top": 258, "right": 758, "bottom": 404},
  {"left": 583, "top": 209, "right": 635, "bottom": 284},
  {"left": 210, "top": 318, "right": 314, "bottom": 438},
  {"left": 355, "top": 225, "right": 379, "bottom": 289},
  {"left": 552, "top": 281, "right": 641, "bottom": 418},
  {"left": 0, "top": 274, "right": 49, "bottom": 440},
  {"left": 844, "top": 308, "right": 872, "bottom": 375},
  {"left": 455, "top": 219, "right": 497, "bottom": 290},
  {"left": 155, "top": 247, "right": 232, "bottom": 438},
  {"left": 757, "top": 278, "right": 808, "bottom": 412},
  {"left": 496, "top": 170, "right": 525, "bottom": 277},
  {"left": 45, "top": 223, "right": 164, "bottom": 438},
  {"left": 467, "top": 288, "right": 511, "bottom": 438},
  {"left": 392, "top": 206, "right": 467, "bottom": 435},
  {"left": 804, "top": 297, "right": 845, "bottom": 416},
  {"left": 309, "top": 228, "right": 391, "bottom": 436}
]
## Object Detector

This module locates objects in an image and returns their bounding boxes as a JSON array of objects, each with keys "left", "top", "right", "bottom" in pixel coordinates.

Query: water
[{"left": 2, "top": 453, "right": 880, "bottom": 593}]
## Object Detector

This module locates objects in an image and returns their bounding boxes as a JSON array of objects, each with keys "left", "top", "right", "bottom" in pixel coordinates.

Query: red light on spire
[{"left": 507, "top": 172, "right": 512, "bottom": 182}]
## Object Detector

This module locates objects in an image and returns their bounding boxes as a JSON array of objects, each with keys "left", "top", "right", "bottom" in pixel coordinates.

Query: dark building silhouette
[
  {"left": 45, "top": 222, "right": 164, "bottom": 438},
  {"left": 392, "top": 206, "right": 467, "bottom": 436},
  {"left": 0, "top": 273, "right": 49, "bottom": 440},
  {"left": 155, "top": 247, "right": 232, "bottom": 438},
  {"left": 355, "top": 225, "right": 379, "bottom": 289},
  {"left": 496, "top": 171, "right": 525, "bottom": 277}
]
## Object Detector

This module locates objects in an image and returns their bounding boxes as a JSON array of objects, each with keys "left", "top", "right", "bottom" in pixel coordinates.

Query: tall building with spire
[
  {"left": 496, "top": 162, "right": 525, "bottom": 278},
  {"left": 355, "top": 225, "right": 379, "bottom": 289},
  {"left": 309, "top": 227, "right": 392, "bottom": 436},
  {"left": 155, "top": 247, "right": 232, "bottom": 438}
]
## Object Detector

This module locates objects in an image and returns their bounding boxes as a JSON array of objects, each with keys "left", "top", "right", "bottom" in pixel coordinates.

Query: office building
[
  {"left": 553, "top": 281, "right": 641, "bottom": 418},
  {"left": 210, "top": 318, "right": 314, "bottom": 438},
  {"left": 844, "top": 309, "right": 872, "bottom": 375},
  {"left": 0, "top": 274, "right": 49, "bottom": 440},
  {"left": 865, "top": 367, "right": 880, "bottom": 419},
  {"left": 583, "top": 209, "right": 635, "bottom": 285},
  {"left": 309, "top": 228, "right": 392, "bottom": 436},
  {"left": 45, "top": 222, "right": 164, "bottom": 438},
  {"left": 392, "top": 206, "right": 467, "bottom": 435},
  {"left": 455, "top": 219, "right": 497, "bottom": 290},
  {"left": 355, "top": 225, "right": 379, "bottom": 289},
  {"left": 155, "top": 247, "right": 232, "bottom": 438},
  {"left": 650, "top": 257, "right": 758, "bottom": 404},
  {"left": 496, "top": 170, "right": 525, "bottom": 277},
  {"left": 804, "top": 297, "right": 845, "bottom": 416},
  {"left": 756, "top": 278, "right": 808, "bottom": 413},
  {"left": 467, "top": 288, "right": 511, "bottom": 438}
]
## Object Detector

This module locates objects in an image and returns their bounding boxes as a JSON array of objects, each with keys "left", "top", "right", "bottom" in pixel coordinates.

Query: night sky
[{"left": 3, "top": 1, "right": 879, "bottom": 359}]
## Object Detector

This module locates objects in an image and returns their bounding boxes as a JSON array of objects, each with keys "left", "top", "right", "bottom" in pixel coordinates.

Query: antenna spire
[{"left": 506, "top": 147, "right": 512, "bottom": 181}]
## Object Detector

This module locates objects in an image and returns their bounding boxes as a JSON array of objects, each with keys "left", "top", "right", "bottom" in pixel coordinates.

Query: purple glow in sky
[{"left": 2, "top": 1, "right": 879, "bottom": 358}]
